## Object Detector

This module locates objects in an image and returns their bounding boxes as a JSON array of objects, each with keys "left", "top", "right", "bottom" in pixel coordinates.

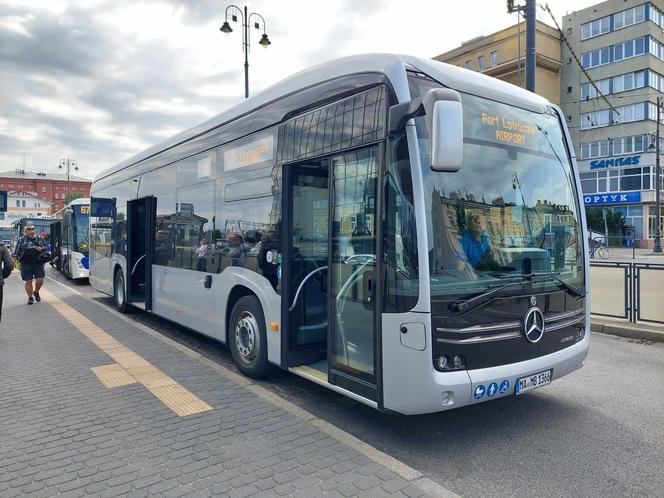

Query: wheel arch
[
  {"left": 218, "top": 269, "right": 281, "bottom": 365},
  {"left": 225, "top": 285, "right": 257, "bottom": 341}
]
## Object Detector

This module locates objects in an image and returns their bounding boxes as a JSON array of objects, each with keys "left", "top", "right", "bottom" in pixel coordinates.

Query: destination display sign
[
  {"left": 480, "top": 112, "right": 537, "bottom": 146},
  {"left": 223, "top": 134, "right": 274, "bottom": 171}
]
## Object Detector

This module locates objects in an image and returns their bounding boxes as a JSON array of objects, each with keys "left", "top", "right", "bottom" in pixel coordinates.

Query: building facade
[
  {"left": 0, "top": 191, "right": 55, "bottom": 227},
  {"left": 433, "top": 20, "right": 562, "bottom": 104},
  {"left": 0, "top": 169, "right": 91, "bottom": 211},
  {"left": 561, "top": 0, "right": 664, "bottom": 246}
]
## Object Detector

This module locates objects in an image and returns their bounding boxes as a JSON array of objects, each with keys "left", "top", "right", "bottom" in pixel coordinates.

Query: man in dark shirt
[{"left": 13, "top": 224, "right": 46, "bottom": 305}]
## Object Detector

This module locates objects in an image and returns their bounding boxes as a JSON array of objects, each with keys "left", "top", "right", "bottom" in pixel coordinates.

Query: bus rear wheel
[
  {"left": 114, "top": 269, "right": 130, "bottom": 314},
  {"left": 229, "top": 296, "right": 271, "bottom": 378}
]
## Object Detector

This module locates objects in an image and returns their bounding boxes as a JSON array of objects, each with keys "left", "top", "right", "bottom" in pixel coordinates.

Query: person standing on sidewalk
[
  {"left": 0, "top": 240, "right": 14, "bottom": 322},
  {"left": 13, "top": 224, "right": 46, "bottom": 305}
]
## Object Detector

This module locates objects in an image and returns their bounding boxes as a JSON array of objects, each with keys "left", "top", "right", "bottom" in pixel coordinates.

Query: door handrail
[
  {"left": 131, "top": 254, "right": 146, "bottom": 276},
  {"left": 289, "top": 266, "right": 328, "bottom": 311}
]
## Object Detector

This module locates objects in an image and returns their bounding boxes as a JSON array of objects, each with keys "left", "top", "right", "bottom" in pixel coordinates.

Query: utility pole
[
  {"left": 525, "top": 0, "right": 536, "bottom": 93},
  {"left": 58, "top": 158, "right": 78, "bottom": 206},
  {"left": 507, "top": 0, "right": 536, "bottom": 93},
  {"left": 220, "top": 5, "right": 272, "bottom": 99},
  {"left": 655, "top": 97, "right": 662, "bottom": 253}
]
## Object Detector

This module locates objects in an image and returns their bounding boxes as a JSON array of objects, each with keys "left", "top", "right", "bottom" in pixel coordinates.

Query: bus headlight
[
  {"left": 576, "top": 328, "right": 585, "bottom": 342},
  {"left": 435, "top": 355, "right": 466, "bottom": 371}
]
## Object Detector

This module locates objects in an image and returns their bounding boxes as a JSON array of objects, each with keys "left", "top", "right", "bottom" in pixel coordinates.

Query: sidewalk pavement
[
  {"left": 600, "top": 247, "right": 664, "bottom": 263},
  {"left": 591, "top": 316, "right": 664, "bottom": 343},
  {"left": 0, "top": 275, "right": 453, "bottom": 498}
]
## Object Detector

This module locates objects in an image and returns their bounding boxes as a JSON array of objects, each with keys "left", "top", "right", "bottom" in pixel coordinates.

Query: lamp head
[
  {"left": 220, "top": 21, "right": 233, "bottom": 34},
  {"left": 259, "top": 33, "right": 271, "bottom": 48}
]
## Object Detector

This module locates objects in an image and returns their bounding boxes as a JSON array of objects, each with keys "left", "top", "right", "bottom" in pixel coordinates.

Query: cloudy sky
[{"left": 0, "top": 0, "right": 600, "bottom": 179}]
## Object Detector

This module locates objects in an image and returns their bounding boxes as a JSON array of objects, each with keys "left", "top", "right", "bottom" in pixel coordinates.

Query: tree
[{"left": 585, "top": 207, "right": 626, "bottom": 244}]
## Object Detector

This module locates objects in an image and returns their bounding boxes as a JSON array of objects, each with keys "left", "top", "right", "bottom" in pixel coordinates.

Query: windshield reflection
[{"left": 411, "top": 86, "right": 583, "bottom": 298}]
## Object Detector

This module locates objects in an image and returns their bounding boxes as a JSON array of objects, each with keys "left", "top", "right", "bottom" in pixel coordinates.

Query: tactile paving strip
[{"left": 40, "top": 289, "right": 213, "bottom": 417}]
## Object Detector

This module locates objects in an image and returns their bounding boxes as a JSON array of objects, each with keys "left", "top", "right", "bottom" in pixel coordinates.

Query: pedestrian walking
[
  {"left": 0, "top": 240, "right": 14, "bottom": 323},
  {"left": 13, "top": 224, "right": 47, "bottom": 305}
]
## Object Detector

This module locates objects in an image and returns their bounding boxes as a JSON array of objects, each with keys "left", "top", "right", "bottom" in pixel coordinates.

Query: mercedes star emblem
[{"left": 523, "top": 307, "right": 545, "bottom": 343}]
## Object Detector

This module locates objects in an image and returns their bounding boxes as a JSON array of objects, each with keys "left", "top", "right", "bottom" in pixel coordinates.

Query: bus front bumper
[{"left": 383, "top": 326, "right": 589, "bottom": 415}]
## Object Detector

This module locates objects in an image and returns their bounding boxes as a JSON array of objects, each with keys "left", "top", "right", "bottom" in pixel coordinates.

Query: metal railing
[{"left": 590, "top": 261, "right": 664, "bottom": 324}]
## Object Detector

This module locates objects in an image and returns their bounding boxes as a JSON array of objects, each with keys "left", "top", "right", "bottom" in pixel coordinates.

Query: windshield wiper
[
  {"left": 450, "top": 277, "right": 526, "bottom": 314},
  {"left": 529, "top": 271, "right": 585, "bottom": 298},
  {"left": 450, "top": 272, "right": 585, "bottom": 314}
]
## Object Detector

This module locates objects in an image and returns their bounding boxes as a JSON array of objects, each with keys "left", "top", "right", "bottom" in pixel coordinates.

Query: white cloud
[{"left": 0, "top": 0, "right": 600, "bottom": 178}]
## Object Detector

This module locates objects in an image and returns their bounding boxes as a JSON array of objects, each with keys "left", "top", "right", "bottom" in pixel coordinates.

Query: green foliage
[{"left": 585, "top": 207, "right": 626, "bottom": 237}]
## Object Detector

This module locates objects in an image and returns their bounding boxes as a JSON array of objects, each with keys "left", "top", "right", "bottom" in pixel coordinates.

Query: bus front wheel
[
  {"left": 229, "top": 296, "right": 271, "bottom": 378},
  {"left": 114, "top": 269, "right": 130, "bottom": 314}
]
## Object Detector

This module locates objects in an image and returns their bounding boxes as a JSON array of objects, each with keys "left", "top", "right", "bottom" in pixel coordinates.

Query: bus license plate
[{"left": 516, "top": 369, "right": 552, "bottom": 395}]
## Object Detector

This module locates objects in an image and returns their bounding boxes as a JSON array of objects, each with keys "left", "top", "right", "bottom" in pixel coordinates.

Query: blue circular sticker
[
  {"left": 499, "top": 379, "right": 510, "bottom": 394},
  {"left": 277, "top": 266, "right": 282, "bottom": 280},
  {"left": 473, "top": 384, "right": 485, "bottom": 400},
  {"left": 487, "top": 382, "right": 498, "bottom": 397}
]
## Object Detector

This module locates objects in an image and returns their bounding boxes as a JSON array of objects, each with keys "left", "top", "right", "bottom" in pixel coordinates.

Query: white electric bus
[
  {"left": 53, "top": 198, "right": 90, "bottom": 280},
  {"left": 89, "top": 54, "right": 589, "bottom": 415}
]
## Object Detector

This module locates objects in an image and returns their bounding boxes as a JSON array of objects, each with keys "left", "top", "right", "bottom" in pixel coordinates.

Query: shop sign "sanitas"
[{"left": 590, "top": 155, "right": 640, "bottom": 170}]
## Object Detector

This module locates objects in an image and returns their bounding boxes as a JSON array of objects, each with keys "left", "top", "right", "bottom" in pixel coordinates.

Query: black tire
[
  {"left": 62, "top": 257, "right": 72, "bottom": 280},
  {"left": 114, "top": 269, "right": 130, "bottom": 313},
  {"left": 229, "top": 295, "right": 271, "bottom": 378}
]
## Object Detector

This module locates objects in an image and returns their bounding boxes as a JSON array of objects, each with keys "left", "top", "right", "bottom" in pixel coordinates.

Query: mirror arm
[{"left": 388, "top": 97, "right": 425, "bottom": 136}]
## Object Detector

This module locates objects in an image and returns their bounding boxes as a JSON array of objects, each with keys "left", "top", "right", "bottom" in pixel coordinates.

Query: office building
[
  {"left": 0, "top": 169, "right": 91, "bottom": 211},
  {"left": 433, "top": 20, "right": 562, "bottom": 104},
  {"left": 561, "top": 0, "right": 664, "bottom": 246}
]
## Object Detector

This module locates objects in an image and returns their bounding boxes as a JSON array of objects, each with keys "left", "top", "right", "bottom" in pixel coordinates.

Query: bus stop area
[{"left": 0, "top": 276, "right": 449, "bottom": 498}]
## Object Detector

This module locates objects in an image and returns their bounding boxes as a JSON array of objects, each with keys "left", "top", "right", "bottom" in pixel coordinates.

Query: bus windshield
[
  {"left": 412, "top": 81, "right": 583, "bottom": 301},
  {"left": 72, "top": 205, "right": 90, "bottom": 255}
]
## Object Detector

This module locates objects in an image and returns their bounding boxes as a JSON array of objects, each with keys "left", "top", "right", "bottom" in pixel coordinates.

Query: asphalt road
[{"left": 49, "top": 268, "right": 664, "bottom": 497}]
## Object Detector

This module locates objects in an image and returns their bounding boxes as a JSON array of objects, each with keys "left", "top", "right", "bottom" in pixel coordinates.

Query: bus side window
[{"left": 384, "top": 136, "right": 419, "bottom": 313}]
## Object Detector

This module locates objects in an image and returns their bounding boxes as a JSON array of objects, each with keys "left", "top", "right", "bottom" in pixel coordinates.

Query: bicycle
[{"left": 589, "top": 238, "right": 609, "bottom": 259}]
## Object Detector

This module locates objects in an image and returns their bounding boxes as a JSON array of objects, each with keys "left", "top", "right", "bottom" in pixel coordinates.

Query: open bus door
[
  {"left": 50, "top": 220, "right": 62, "bottom": 271},
  {"left": 282, "top": 146, "right": 382, "bottom": 407},
  {"left": 126, "top": 196, "right": 156, "bottom": 310}
]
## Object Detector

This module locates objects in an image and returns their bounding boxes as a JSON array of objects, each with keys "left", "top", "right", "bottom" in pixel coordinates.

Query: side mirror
[
  {"left": 64, "top": 211, "right": 73, "bottom": 226},
  {"left": 388, "top": 88, "right": 463, "bottom": 172},
  {"left": 422, "top": 89, "right": 463, "bottom": 172}
]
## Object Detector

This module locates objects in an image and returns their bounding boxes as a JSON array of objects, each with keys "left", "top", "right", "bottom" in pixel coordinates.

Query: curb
[{"left": 591, "top": 320, "right": 664, "bottom": 342}]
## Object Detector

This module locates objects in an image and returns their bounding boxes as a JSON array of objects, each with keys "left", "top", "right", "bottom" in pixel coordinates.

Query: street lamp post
[
  {"left": 220, "top": 5, "right": 271, "bottom": 99},
  {"left": 58, "top": 158, "right": 78, "bottom": 207},
  {"left": 649, "top": 97, "right": 663, "bottom": 253}
]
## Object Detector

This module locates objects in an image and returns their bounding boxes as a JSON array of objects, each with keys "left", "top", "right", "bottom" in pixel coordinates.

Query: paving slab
[{"left": 0, "top": 275, "right": 455, "bottom": 497}]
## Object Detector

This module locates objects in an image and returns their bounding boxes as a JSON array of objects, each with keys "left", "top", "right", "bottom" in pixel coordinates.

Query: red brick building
[{"left": 0, "top": 169, "right": 91, "bottom": 211}]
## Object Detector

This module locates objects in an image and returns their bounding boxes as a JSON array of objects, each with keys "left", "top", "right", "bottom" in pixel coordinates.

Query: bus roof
[{"left": 94, "top": 53, "right": 551, "bottom": 184}]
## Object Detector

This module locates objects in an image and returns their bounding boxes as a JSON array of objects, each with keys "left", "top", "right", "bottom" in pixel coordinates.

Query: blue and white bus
[
  {"left": 89, "top": 54, "right": 589, "bottom": 414},
  {"left": 53, "top": 198, "right": 90, "bottom": 280}
]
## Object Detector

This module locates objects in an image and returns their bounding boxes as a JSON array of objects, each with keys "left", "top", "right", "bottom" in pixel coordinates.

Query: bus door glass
[
  {"left": 126, "top": 196, "right": 156, "bottom": 309},
  {"left": 285, "top": 161, "right": 330, "bottom": 367},
  {"left": 329, "top": 147, "right": 378, "bottom": 395},
  {"left": 284, "top": 146, "right": 379, "bottom": 401}
]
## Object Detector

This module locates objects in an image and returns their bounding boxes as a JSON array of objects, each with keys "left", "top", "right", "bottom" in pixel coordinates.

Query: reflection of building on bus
[{"left": 430, "top": 189, "right": 577, "bottom": 274}]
